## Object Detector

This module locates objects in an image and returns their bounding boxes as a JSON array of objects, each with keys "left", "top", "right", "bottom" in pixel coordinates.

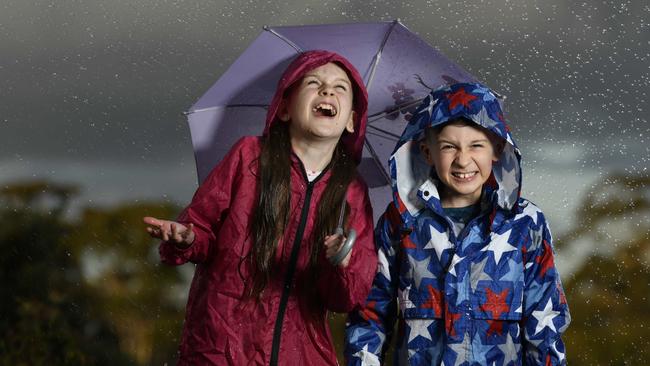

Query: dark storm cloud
[{"left": 2, "top": 0, "right": 647, "bottom": 225}]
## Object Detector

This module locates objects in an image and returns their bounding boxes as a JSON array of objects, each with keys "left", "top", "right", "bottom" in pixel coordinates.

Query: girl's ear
[
  {"left": 278, "top": 99, "right": 290, "bottom": 122},
  {"left": 345, "top": 111, "right": 356, "bottom": 133}
]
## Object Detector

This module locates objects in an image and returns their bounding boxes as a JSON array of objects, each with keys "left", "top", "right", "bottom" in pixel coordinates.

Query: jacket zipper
[{"left": 269, "top": 179, "right": 315, "bottom": 366}]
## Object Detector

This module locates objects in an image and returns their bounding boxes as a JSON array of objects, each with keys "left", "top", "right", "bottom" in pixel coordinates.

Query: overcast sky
[{"left": 1, "top": 0, "right": 648, "bottom": 236}]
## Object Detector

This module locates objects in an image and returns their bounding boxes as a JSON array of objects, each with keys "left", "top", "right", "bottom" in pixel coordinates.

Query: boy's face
[
  {"left": 279, "top": 62, "right": 355, "bottom": 144},
  {"left": 420, "top": 121, "right": 499, "bottom": 207}
]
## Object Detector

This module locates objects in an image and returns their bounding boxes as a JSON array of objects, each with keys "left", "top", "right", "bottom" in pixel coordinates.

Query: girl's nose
[{"left": 319, "top": 86, "right": 335, "bottom": 96}]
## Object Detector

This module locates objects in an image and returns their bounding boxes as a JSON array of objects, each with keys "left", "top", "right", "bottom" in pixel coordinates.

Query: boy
[{"left": 345, "top": 83, "right": 570, "bottom": 365}]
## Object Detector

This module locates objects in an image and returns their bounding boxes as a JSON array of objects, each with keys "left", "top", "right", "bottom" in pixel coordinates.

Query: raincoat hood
[
  {"left": 264, "top": 50, "right": 369, "bottom": 164},
  {"left": 390, "top": 82, "right": 522, "bottom": 218}
]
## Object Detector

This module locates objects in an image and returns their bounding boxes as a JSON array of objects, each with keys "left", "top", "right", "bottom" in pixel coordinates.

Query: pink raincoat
[{"left": 160, "top": 50, "right": 377, "bottom": 365}]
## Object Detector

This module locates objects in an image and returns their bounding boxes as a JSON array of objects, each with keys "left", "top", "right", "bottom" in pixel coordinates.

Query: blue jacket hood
[{"left": 390, "top": 82, "right": 522, "bottom": 218}]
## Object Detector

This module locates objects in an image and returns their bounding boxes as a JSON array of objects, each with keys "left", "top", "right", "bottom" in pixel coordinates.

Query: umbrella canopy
[{"left": 186, "top": 20, "right": 478, "bottom": 220}]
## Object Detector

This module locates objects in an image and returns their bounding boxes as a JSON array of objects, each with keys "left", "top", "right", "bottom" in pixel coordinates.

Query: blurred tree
[
  {"left": 4, "top": 173, "right": 647, "bottom": 365},
  {"left": 0, "top": 180, "right": 133, "bottom": 365},
  {"left": 67, "top": 201, "right": 187, "bottom": 365},
  {"left": 557, "top": 173, "right": 650, "bottom": 365},
  {"left": 0, "top": 180, "right": 187, "bottom": 365}
]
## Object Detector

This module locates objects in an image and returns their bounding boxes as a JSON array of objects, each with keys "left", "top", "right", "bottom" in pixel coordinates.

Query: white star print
[
  {"left": 409, "top": 255, "right": 436, "bottom": 289},
  {"left": 513, "top": 201, "right": 541, "bottom": 225},
  {"left": 483, "top": 229, "right": 517, "bottom": 265},
  {"left": 497, "top": 332, "right": 521, "bottom": 365},
  {"left": 352, "top": 344, "right": 380, "bottom": 366},
  {"left": 448, "top": 332, "right": 471, "bottom": 366},
  {"left": 424, "top": 225, "right": 453, "bottom": 261},
  {"left": 532, "top": 298, "right": 560, "bottom": 335},
  {"left": 447, "top": 253, "right": 465, "bottom": 277},
  {"left": 407, "top": 319, "right": 435, "bottom": 343}
]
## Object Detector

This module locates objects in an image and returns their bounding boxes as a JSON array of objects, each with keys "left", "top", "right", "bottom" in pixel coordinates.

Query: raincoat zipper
[{"left": 269, "top": 173, "right": 317, "bottom": 366}]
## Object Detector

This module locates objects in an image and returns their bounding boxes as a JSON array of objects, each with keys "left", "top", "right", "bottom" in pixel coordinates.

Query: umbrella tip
[{"left": 263, "top": 25, "right": 270, "bottom": 30}]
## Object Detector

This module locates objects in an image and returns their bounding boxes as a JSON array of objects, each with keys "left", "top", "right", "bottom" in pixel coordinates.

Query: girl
[{"left": 144, "top": 50, "right": 377, "bottom": 365}]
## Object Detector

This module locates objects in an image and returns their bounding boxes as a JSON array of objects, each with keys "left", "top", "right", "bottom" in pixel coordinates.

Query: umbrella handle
[{"left": 328, "top": 227, "right": 357, "bottom": 266}]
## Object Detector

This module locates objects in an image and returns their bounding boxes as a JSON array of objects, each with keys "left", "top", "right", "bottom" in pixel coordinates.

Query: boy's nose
[{"left": 454, "top": 151, "right": 472, "bottom": 167}]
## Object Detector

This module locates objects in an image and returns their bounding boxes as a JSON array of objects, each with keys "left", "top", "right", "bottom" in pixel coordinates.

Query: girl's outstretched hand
[
  {"left": 143, "top": 216, "right": 195, "bottom": 248},
  {"left": 324, "top": 234, "right": 351, "bottom": 268}
]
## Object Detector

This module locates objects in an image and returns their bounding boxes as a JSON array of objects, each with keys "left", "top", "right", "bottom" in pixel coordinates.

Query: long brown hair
[{"left": 247, "top": 122, "right": 356, "bottom": 299}]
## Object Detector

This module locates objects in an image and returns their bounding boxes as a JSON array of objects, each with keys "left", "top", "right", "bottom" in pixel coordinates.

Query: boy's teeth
[{"left": 453, "top": 172, "right": 477, "bottom": 179}]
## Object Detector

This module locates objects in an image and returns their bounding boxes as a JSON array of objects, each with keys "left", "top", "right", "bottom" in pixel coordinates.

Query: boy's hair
[{"left": 423, "top": 118, "right": 505, "bottom": 155}]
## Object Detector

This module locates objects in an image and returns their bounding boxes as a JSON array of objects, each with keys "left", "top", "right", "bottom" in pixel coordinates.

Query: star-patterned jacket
[{"left": 345, "top": 83, "right": 570, "bottom": 366}]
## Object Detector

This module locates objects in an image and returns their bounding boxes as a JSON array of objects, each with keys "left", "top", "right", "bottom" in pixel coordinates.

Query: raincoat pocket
[{"left": 470, "top": 279, "right": 524, "bottom": 321}]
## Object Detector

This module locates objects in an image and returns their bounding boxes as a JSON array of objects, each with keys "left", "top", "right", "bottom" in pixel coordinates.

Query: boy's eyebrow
[{"left": 437, "top": 138, "right": 490, "bottom": 144}]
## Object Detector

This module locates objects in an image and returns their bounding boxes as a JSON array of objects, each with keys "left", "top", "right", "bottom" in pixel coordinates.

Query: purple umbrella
[{"left": 185, "top": 20, "right": 478, "bottom": 220}]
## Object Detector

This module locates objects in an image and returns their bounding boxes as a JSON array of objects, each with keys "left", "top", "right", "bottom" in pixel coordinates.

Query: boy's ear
[
  {"left": 492, "top": 140, "right": 505, "bottom": 162},
  {"left": 278, "top": 99, "right": 290, "bottom": 122},
  {"left": 345, "top": 111, "right": 355, "bottom": 133},
  {"left": 420, "top": 141, "right": 435, "bottom": 166}
]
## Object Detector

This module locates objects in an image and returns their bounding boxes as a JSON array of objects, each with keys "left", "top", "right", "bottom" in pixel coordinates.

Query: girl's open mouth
[{"left": 313, "top": 103, "right": 337, "bottom": 117}]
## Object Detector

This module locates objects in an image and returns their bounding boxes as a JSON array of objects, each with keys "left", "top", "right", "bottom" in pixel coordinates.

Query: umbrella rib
[
  {"left": 185, "top": 104, "right": 268, "bottom": 115},
  {"left": 365, "top": 19, "right": 400, "bottom": 91},
  {"left": 367, "top": 97, "right": 424, "bottom": 122},
  {"left": 364, "top": 138, "right": 392, "bottom": 186},
  {"left": 264, "top": 25, "right": 303, "bottom": 53},
  {"left": 366, "top": 125, "right": 401, "bottom": 140}
]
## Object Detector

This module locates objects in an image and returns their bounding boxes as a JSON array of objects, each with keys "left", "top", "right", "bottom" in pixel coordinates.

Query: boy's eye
[{"left": 441, "top": 145, "right": 456, "bottom": 150}]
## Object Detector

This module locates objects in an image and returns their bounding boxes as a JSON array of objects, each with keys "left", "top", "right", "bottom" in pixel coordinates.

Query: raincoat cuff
[{"left": 159, "top": 226, "right": 208, "bottom": 265}]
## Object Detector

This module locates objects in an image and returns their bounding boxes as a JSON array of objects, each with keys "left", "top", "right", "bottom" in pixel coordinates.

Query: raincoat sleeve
[
  {"left": 316, "top": 180, "right": 377, "bottom": 313},
  {"left": 521, "top": 210, "right": 571, "bottom": 365},
  {"left": 344, "top": 202, "right": 402, "bottom": 366},
  {"left": 159, "top": 137, "right": 252, "bottom": 265}
]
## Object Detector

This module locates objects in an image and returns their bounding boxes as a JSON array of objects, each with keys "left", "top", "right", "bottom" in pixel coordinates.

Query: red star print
[
  {"left": 402, "top": 234, "right": 417, "bottom": 249},
  {"left": 447, "top": 88, "right": 477, "bottom": 111},
  {"left": 482, "top": 287, "right": 510, "bottom": 319},
  {"left": 421, "top": 285, "right": 443, "bottom": 317},
  {"left": 360, "top": 301, "right": 379, "bottom": 322},
  {"left": 536, "top": 239, "right": 555, "bottom": 278},
  {"left": 486, "top": 319, "right": 504, "bottom": 337},
  {"left": 444, "top": 302, "right": 461, "bottom": 337}
]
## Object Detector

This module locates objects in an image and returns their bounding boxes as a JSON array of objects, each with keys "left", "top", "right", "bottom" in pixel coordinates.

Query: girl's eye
[
  {"left": 307, "top": 80, "right": 319, "bottom": 85},
  {"left": 335, "top": 85, "right": 347, "bottom": 91}
]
